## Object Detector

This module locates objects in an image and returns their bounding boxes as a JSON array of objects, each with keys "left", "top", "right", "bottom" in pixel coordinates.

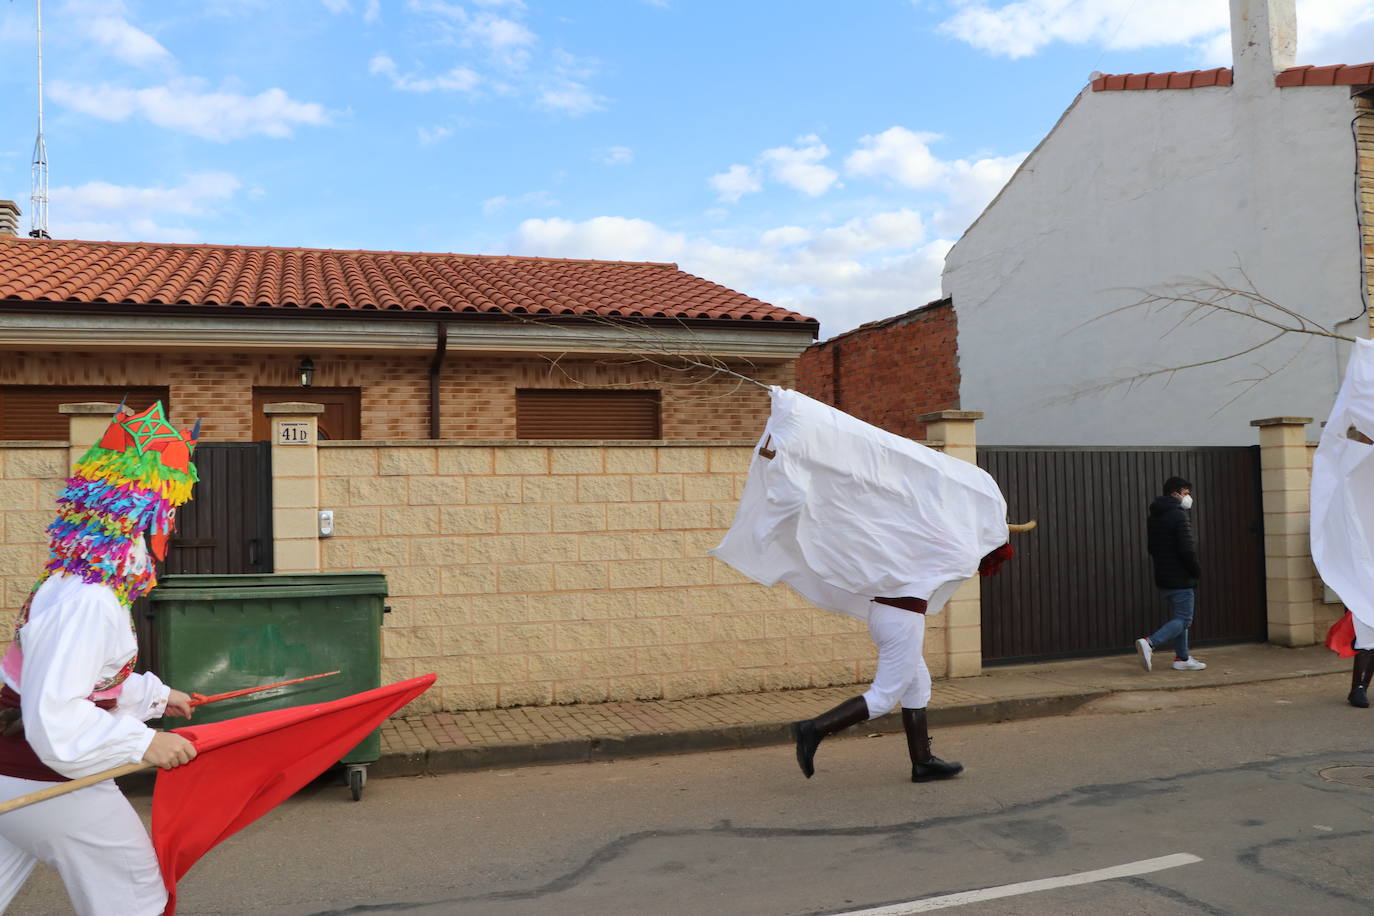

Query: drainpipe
[{"left": 429, "top": 322, "right": 448, "bottom": 440}]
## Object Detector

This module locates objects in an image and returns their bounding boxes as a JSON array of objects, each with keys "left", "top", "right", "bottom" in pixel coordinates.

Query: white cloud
[
  {"left": 49, "top": 171, "right": 241, "bottom": 242},
  {"left": 846, "top": 127, "right": 945, "bottom": 189},
  {"left": 322, "top": 0, "right": 350, "bottom": 11},
  {"left": 938, "top": 0, "right": 1374, "bottom": 64},
  {"left": 370, "top": 54, "right": 481, "bottom": 92},
  {"left": 364, "top": 0, "right": 381, "bottom": 21},
  {"left": 937, "top": 0, "right": 1228, "bottom": 59},
  {"left": 597, "top": 146, "right": 634, "bottom": 165},
  {"left": 506, "top": 210, "right": 953, "bottom": 334},
  {"left": 760, "top": 135, "right": 838, "bottom": 196},
  {"left": 760, "top": 226, "right": 812, "bottom": 248},
  {"left": 71, "top": 1, "right": 172, "bottom": 68},
  {"left": 535, "top": 49, "right": 604, "bottom": 115},
  {"left": 843, "top": 126, "right": 1027, "bottom": 233},
  {"left": 709, "top": 164, "right": 763, "bottom": 203},
  {"left": 481, "top": 190, "right": 558, "bottom": 215},
  {"left": 418, "top": 124, "right": 454, "bottom": 146},
  {"left": 469, "top": 13, "right": 536, "bottom": 69},
  {"left": 49, "top": 80, "right": 329, "bottom": 141}
]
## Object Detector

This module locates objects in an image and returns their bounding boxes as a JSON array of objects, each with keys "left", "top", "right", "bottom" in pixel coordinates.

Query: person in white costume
[
  {"left": 711, "top": 389, "right": 1014, "bottom": 781},
  {"left": 1311, "top": 339, "right": 1374, "bottom": 707},
  {"left": 0, "top": 402, "right": 200, "bottom": 915}
]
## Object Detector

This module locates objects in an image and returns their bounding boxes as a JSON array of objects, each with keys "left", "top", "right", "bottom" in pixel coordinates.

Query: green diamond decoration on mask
[{"left": 119, "top": 403, "right": 181, "bottom": 454}]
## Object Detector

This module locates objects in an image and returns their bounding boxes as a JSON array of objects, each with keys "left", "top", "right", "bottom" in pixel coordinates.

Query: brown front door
[{"left": 251, "top": 388, "right": 361, "bottom": 441}]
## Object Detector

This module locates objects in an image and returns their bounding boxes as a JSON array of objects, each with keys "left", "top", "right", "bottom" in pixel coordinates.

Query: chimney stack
[
  {"left": 0, "top": 200, "right": 19, "bottom": 238},
  {"left": 1230, "top": 0, "right": 1296, "bottom": 89}
]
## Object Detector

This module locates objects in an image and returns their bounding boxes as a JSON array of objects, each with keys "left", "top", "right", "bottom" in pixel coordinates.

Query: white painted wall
[{"left": 943, "top": 77, "right": 1364, "bottom": 446}]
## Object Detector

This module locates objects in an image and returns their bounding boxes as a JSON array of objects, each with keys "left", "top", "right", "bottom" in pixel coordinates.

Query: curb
[{"left": 371, "top": 689, "right": 1111, "bottom": 779}]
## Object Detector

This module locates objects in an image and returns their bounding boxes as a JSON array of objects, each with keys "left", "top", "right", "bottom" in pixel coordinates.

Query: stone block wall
[
  {"left": 795, "top": 299, "right": 959, "bottom": 442},
  {"left": 0, "top": 444, "right": 68, "bottom": 648},
  {"left": 315, "top": 440, "right": 973, "bottom": 713}
]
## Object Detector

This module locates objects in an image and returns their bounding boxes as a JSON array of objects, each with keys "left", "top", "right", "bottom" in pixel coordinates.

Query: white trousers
[
  {"left": 0, "top": 775, "right": 165, "bottom": 916},
  {"left": 1354, "top": 614, "right": 1374, "bottom": 650},
  {"left": 862, "top": 603, "right": 931, "bottom": 717}
]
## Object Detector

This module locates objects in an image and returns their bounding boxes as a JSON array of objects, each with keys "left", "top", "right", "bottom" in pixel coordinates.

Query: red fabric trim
[
  {"left": 1325, "top": 611, "right": 1358, "bottom": 658},
  {"left": 0, "top": 686, "right": 69, "bottom": 783},
  {"left": 873, "top": 597, "right": 928, "bottom": 614}
]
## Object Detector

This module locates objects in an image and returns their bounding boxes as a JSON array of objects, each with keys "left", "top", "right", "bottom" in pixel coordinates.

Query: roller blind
[
  {"left": 0, "top": 386, "right": 170, "bottom": 440},
  {"left": 515, "top": 389, "right": 661, "bottom": 440}
]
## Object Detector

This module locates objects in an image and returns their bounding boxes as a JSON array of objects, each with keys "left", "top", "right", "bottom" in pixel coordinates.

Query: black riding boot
[
  {"left": 1349, "top": 650, "right": 1374, "bottom": 708},
  {"left": 902, "top": 707, "right": 964, "bottom": 782},
  {"left": 791, "top": 696, "right": 869, "bottom": 778}
]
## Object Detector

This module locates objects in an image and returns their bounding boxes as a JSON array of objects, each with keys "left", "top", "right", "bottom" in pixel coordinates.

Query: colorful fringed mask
[{"left": 7, "top": 402, "right": 200, "bottom": 695}]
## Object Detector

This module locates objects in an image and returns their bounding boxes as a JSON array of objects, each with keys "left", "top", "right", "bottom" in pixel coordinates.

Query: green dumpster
[{"left": 146, "top": 572, "right": 388, "bottom": 800}]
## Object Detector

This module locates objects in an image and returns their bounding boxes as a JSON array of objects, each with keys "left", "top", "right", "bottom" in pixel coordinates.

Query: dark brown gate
[
  {"left": 164, "top": 442, "right": 273, "bottom": 575},
  {"left": 977, "top": 447, "right": 1265, "bottom": 664}
]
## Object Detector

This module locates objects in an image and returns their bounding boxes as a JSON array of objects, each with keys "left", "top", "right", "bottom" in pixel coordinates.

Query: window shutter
[
  {"left": 516, "top": 389, "right": 661, "bottom": 440},
  {"left": 0, "top": 387, "right": 170, "bottom": 440}
]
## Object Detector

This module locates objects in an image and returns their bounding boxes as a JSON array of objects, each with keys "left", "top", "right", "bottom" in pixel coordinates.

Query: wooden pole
[{"left": 0, "top": 761, "right": 151, "bottom": 816}]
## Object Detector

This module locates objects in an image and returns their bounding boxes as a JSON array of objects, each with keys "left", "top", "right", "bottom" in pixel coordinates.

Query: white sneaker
[
  {"left": 1172, "top": 657, "right": 1206, "bottom": 671},
  {"left": 1135, "top": 638, "right": 1153, "bottom": 672}
]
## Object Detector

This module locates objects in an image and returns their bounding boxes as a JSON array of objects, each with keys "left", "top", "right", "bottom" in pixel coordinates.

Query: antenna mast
[{"left": 29, "top": 0, "right": 49, "bottom": 239}]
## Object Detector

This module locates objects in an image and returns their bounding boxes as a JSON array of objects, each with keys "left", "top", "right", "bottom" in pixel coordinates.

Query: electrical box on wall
[{"left": 318, "top": 510, "right": 334, "bottom": 538}]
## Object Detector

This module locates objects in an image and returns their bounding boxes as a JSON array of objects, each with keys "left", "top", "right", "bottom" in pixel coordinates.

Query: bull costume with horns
[
  {"left": 0, "top": 402, "right": 201, "bottom": 915},
  {"left": 711, "top": 389, "right": 1026, "bottom": 782}
]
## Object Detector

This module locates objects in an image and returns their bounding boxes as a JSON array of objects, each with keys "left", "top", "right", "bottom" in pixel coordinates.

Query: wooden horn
[{"left": 1007, "top": 520, "right": 1037, "bottom": 534}]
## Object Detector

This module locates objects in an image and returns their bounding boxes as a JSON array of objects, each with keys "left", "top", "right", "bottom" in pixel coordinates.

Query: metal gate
[
  {"left": 164, "top": 442, "right": 273, "bottom": 575},
  {"left": 977, "top": 447, "right": 1266, "bottom": 664}
]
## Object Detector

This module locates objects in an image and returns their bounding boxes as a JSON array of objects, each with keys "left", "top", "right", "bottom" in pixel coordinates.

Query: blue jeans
[{"left": 1150, "top": 588, "right": 1195, "bottom": 660}]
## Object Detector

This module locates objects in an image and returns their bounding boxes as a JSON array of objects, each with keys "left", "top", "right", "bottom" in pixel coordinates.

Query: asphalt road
[{"left": 11, "top": 674, "right": 1374, "bottom": 915}]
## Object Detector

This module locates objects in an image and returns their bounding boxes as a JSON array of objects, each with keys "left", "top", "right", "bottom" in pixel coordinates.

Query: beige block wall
[
  {"left": 0, "top": 444, "right": 68, "bottom": 652},
  {"left": 318, "top": 441, "right": 967, "bottom": 713},
  {"left": 1358, "top": 96, "right": 1374, "bottom": 318}
]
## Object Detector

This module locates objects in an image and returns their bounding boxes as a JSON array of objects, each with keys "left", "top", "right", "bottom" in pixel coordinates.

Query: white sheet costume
[
  {"left": 1312, "top": 338, "right": 1374, "bottom": 645},
  {"left": 711, "top": 389, "right": 1010, "bottom": 780},
  {"left": 0, "top": 576, "right": 170, "bottom": 915}
]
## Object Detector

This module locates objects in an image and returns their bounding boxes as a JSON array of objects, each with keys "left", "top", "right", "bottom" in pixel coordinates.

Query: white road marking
[{"left": 834, "top": 853, "right": 1203, "bottom": 914}]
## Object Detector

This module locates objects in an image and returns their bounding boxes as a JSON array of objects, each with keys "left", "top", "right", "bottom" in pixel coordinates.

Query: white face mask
[{"left": 1179, "top": 494, "right": 1194, "bottom": 510}]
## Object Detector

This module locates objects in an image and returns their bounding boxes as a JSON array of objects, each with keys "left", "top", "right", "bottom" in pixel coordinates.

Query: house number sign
[{"left": 276, "top": 421, "right": 313, "bottom": 446}]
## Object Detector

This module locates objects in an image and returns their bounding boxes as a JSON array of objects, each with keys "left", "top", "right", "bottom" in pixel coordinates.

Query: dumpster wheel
[{"left": 347, "top": 765, "right": 367, "bottom": 801}]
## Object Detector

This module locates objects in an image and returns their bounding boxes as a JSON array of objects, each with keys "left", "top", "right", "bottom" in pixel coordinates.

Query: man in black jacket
[{"left": 1136, "top": 477, "right": 1207, "bottom": 672}]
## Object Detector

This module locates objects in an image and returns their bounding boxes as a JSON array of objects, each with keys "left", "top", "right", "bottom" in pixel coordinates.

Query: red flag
[
  {"left": 1326, "top": 611, "right": 1358, "bottom": 658},
  {"left": 152, "top": 674, "right": 435, "bottom": 914}
]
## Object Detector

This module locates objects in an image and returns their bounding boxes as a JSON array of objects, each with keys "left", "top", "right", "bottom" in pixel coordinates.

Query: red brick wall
[
  {"left": 795, "top": 300, "right": 958, "bottom": 440},
  {"left": 0, "top": 349, "right": 792, "bottom": 441}
]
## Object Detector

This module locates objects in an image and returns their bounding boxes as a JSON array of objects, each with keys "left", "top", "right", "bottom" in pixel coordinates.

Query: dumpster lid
[{"left": 149, "top": 572, "right": 388, "bottom": 601}]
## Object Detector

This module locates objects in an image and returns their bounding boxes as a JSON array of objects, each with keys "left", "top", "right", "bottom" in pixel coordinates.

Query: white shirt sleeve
[
  {"left": 114, "top": 671, "right": 171, "bottom": 722},
  {"left": 19, "top": 587, "right": 155, "bottom": 779}
]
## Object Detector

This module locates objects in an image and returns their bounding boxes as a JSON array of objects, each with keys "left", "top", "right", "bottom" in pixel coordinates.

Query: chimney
[
  {"left": 0, "top": 200, "right": 19, "bottom": 238},
  {"left": 1230, "top": 0, "right": 1296, "bottom": 88}
]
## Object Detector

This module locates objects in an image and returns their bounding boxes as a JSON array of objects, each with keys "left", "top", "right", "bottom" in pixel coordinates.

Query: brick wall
[
  {"left": 0, "top": 350, "right": 792, "bottom": 442},
  {"left": 795, "top": 299, "right": 958, "bottom": 441},
  {"left": 1359, "top": 96, "right": 1374, "bottom": 321},
  {"left": 315, "top": 441, "right": 968, "bottom": 713},
  {"left": 0, "top": 445, "right": 67, "bottom": 647}
]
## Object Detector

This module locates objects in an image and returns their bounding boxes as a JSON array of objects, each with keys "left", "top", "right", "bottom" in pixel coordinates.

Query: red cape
[{"left": 153, "top": 674, "right": 434, "bottom": 914}]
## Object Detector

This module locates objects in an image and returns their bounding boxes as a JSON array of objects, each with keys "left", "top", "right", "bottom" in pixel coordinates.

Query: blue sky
[{"left": 2, "top": 0, "right": 1372, "bottom": 336}]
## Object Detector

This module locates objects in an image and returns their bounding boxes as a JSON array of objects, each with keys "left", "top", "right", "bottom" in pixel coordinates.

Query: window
[
  {"left": 252, "top": 388, "right": 361, "bottom": 441},
  {"left": 0, "top": 386, "right": 170, "bottom": 440},
  {"left": 516, "top": 389, "right": 661, "bottom": 440}
]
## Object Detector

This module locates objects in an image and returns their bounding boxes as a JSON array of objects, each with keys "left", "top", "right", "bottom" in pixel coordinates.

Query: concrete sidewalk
[{"left": 373, "top": 642, "right": 1350, "bottom": 778}]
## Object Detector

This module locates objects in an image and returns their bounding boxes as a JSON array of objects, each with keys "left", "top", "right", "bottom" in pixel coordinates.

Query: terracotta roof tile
[
  {"left": 0, "top": 238, "right": 813, "bottom": 324},
  {"left": 1096, "top": 62, "right": 1373, "bottom": 92}
]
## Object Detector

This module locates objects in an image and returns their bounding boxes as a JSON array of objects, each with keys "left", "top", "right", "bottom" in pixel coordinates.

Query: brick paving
[{"left": 374, "top": 642, "right": 1350, "bottom": 777}]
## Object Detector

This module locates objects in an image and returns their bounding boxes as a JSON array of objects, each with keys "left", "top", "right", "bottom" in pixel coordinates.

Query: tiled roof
[
  {"left": 1275, "top": 63, "right": 1374, "bottom": 87},
  {"left": 1092, "top": 62, "right": 1374, "bottom": 92},
  {"left": 1092, "top": 68, "right": 1232, "bottom": 91},
  {"left": 0, "top": 237, "right": 812, "bottom": 324}
]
